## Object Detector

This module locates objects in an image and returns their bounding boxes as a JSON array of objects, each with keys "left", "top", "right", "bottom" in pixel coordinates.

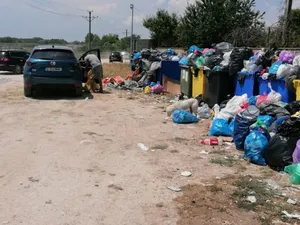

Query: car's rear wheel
[
  {"left": 75, "top": 87, "right": 83, "bottom": 97},
  {"left": 15, "top": 65, "right": 22, "bottom": 74},
  {"left": 24, "top": 86, "right": 32, "bottom": 97}
]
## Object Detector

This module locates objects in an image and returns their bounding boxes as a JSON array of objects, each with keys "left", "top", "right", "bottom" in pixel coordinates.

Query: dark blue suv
[{"left": 23, "top": 45, "right": 101, "bottom": 97}]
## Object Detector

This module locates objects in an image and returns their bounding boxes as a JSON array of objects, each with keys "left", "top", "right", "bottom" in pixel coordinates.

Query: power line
[
  {"left": 21, "top": 0, "right": 82, "bottom": 17},
  {"left": 134, "top": 7, "right": 147, "bottom": 17},
  {"left": 44, "top": 0, "right": 86, "bottom": 12}
]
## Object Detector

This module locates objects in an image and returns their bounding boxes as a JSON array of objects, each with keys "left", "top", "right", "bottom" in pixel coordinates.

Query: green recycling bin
[{"left": 180, "top": 65, "right": 192, "bottom": 97}]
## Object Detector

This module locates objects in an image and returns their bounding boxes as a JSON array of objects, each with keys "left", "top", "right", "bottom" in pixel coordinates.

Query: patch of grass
[
  {"left": 206, "top": 185, "right": 223, "bottom": 193},
  {"left": 173, "top": 137, "right": 187, "bottom": 143},
  {"left": 232, "top": 176, "right": 296, "bottom": 223},
  {"left": 102, "top": 63, "right": 130, "bottom": 78},
  {"left": 210, "top": 156, "right": 239, "bottom": 167},
  {"left": 151, "top": 144, "right": 169, "bottom": 150}
]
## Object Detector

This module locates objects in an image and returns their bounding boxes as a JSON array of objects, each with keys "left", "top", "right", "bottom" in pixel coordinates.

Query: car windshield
[
  {"left": 31, "top": 49, "right": 76, "bottom": 60},
  {"left": 112, "top": 52, "right": 120, "bottom": 56}
]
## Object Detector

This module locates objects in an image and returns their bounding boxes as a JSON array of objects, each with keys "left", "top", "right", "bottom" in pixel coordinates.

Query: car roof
[{"left": 33, "top": 45, "right": 73, "bottom": 51}]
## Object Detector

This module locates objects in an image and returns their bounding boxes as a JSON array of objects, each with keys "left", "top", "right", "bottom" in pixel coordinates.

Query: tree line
[
  {"left": 0, "top": 34, "right": 140, "bottom": 52},
  {"left": 143, "top": 0, "right": 300, "bottom": 48}
]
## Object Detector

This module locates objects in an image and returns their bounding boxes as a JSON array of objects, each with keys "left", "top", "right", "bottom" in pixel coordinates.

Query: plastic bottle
[{"left": 201, "top": 138, "right": 223, "bottom": 146}]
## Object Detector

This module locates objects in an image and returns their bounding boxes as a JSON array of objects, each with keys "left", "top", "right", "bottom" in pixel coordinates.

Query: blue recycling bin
[
  {"left": 158, "top": 61, "right": 181, "bottom": 83},
  {"left": 258, "top": 77, "right": 296, "bottom": 103},
  {"left": 235, "top": 72, "right": 259, "bottom": 97}
]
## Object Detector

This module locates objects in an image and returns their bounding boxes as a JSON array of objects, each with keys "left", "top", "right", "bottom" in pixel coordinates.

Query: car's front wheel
[
  {"left": 24, "top": 86, "right": 32, "bottom": 97},
  {"left": 15, "top": 65, "right": 23, "bottom": 74}
]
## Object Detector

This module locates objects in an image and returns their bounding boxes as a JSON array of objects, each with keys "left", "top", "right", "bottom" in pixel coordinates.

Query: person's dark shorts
[{"left": 91, "top": 64, "right": 103, "bottom": 81}]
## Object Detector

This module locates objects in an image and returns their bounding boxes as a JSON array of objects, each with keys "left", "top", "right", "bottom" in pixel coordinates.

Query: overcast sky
[{"left": 1, "top": 0, "right": 299, "bottom": 42}]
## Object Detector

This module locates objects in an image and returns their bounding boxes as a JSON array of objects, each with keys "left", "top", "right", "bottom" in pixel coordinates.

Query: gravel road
[{"left": 1, "top": 73, "right": 293, "bottom": 225}]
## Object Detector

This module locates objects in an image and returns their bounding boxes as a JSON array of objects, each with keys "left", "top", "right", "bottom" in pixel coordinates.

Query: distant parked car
[
  {"left": 0, "top": 49, "right": 30, "bottom": 74},
  {"left": 121, "top": 51, "right": 129, "bottom": 60},
  {"left": 23, "top": 45, "right": 101, "bottom": 97},
  {"left": 109, "top": 51, "right": 123, "bottom": 63}
]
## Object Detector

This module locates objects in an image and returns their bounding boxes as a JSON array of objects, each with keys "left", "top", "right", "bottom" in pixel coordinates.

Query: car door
[{"left": 78, "top": 49, "right": 101, "bottom": 82}]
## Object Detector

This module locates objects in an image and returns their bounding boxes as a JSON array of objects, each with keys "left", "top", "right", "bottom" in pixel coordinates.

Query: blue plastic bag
[
  {"left": 133, "top": 52, "right": 141, "bottom": 60},
  {"left": 179, "top": 57, "right": 188, "bottom": 65},
  {"left": 269, "top": 61, "right": 282, "bottom": 75},
  {"left": 250, "top": 115, "right": 275, "bottom": 130},
  {"left": 244, "top": 127, "right": 270, "bottom": 166},
  {"left": 187, "top": 45, "right": 201, "bottom": 54},
  {"left": 172, "top": 110, "right": 199, "bottom": 124},
  {"left": 233, "top": 114, "right": 254, "bottom": 150},
  {"left": 248, "top": 96, "right": 257, "bottom": 105},
  {"left": 165, "top": 48, "right": 176, "bottom": 56},
  {"left": 209, "top": 119, "right": 234, "bottom": 137}
]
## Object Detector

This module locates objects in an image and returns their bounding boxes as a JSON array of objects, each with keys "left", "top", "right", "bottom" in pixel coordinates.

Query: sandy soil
[{"left": 0, "top": 72, "right": 299, "bottom": 225}]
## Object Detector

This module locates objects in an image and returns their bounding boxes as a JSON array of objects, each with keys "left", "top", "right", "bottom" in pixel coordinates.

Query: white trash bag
[{"left": 197, "top": 104, "right": 211, "bottom": 119}]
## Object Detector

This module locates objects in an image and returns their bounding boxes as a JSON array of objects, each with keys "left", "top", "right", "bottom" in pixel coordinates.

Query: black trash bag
[
  {"left": 265, "top": 134, "right": 298, "bottom": 171},
  {"left": 141, "top": 49, "right": 151, "bottom": 59},
  {"left": 284, "top": 101, "right": 300, "bottom": 115},
  {"left": 233, "top": 114, "right": 256, "bottom": 150},
  {"left": 277, "top": 116, "right": 300, "bottom": 136},
  {"left": 204, "top": 54, "right": 223, "bottom": 70},
  {"left": 229, "top": 47, "right": 254, "bottom": 76},
  {"left": 259, "top": 102, "right": 290, "bottom": 119},
  {"left": 265, "top": 117, "right": 300, "bottom": 170}
]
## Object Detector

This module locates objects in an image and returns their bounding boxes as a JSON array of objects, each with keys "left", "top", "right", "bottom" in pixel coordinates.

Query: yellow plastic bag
[
  {"left": 85, "top": 70, "right": 100, "bottom": 91},
  {"left": 144, "top": 86, "right": 151, "bottom": 94}
]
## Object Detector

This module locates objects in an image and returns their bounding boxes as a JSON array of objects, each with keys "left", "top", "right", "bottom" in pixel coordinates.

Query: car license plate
[{"left": 45, "top": 67, "right": 62, "bottom": 72}]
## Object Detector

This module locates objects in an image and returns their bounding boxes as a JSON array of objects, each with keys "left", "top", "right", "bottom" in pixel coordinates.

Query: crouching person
[{"left": 84, "top": 54, "right": 103, "bottom": 93}]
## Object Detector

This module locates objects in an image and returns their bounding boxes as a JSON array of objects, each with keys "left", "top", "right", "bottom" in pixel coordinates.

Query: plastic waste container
[
  {"left": 258, "top": 77, "right": 296, "bottom": 103},
  {"left": 294, "top": 80, "right": 300, "bottom": 101},
  {"left": 235, "top": 72, "right": 259, "bottom": 97},
  {"left": 203, "top": 70, "right": 235, "bottom": 108},
  {"left": 180, "top": 65, "right": 192, "bottom": 97},
  {"left": 192, "top": 67, "right": 205, "bottom": 98},
  {"left": 158, "top": 61, "right": 180, "bottom": 85}
]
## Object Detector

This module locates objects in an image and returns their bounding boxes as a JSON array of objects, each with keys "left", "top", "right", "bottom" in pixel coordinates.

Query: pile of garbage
[
  {"left": 103, "top": 49, "right": 169, "bottom": 92},
  {"left": 179, "top": 42, "right": 235, "bottom": 72},
  {"left": 207, "top": 91, "right": 300, "bottom": 184}
]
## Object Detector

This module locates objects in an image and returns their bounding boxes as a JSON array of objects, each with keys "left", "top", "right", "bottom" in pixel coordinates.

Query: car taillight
[
  {"left": 26, "top": 60, "right": 36, "bottom": 66},
  {"left": 0, "top": 58, "right": 9, "bottom": 62}
]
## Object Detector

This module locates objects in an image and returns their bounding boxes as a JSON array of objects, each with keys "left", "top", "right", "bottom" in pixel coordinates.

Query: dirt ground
[{"left": 0, "top": 71, "right": 299, "bottom": 225}]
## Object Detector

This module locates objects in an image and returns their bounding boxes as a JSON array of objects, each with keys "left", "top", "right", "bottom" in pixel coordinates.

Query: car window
[
  {"left": 0, "top": 51, "right": 8, "bottom": 58},
  {"left": 10, "top": 51, "right": 26, "bottom": 58},
  {"left": 31, "top": 49, "right": 76, "bottom": 60}
]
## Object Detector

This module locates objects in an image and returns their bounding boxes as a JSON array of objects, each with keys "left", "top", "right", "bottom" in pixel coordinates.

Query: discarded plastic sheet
[
  {"left": 80, "top": 140, "right": 94, "bottom": 144},
  {"left": 138, "top": 143, "right": 149, "bottom": 151},
  {"left": 181, "top": 171, "right": 192, "bottom": 177},
  {"left": 200, "top": 150, "right": 210, "bottom": 155},
  {"left": 168, "top": 186, "right": 181, "bottom": 192},
  {"left": 287, "top": 198, "right": 297, "bottom": 205},
  {"left": 281, "top": 211, "right": 300, "bottom": 220},
  {"left": 247, "top": 196, "right": 257, "bottom": 203}
]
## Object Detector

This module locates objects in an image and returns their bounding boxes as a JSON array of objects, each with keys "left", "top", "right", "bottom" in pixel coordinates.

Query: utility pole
[
  {"left": 282, "top": 0, "right": 293, "bottom": 46},
  {"left": 83, "top": 10, "right": 98, "bottom": 50},
  {"left": 130, "top": 4, "right": 134, "bottom": 55},
  {"left": 125, "top": 29, "right": 128, "bottom": 38}
]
